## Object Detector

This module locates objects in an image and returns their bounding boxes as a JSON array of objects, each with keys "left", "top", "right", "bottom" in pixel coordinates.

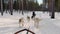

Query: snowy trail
[{"left": 0, "top": 11, "right": 60, "bottom": 34}]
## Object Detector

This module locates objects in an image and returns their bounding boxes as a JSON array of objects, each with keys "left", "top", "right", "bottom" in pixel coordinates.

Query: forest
[{"left": 0, "top": 0, "right": 47, "bottom": 11}]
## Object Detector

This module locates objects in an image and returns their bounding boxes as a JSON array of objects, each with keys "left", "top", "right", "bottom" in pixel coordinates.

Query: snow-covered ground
[{"left": 0, "top": 11, "right": 60, "bottom": 34}]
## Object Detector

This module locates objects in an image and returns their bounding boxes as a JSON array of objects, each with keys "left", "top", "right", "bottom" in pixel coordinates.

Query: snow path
[{"left": 0, "top": 11, "right": 60, "bottom": 34}]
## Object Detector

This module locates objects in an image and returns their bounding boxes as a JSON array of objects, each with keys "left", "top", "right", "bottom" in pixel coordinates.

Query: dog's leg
[{"left": 19, "top": 22, "right": 21, "bottom": 28}]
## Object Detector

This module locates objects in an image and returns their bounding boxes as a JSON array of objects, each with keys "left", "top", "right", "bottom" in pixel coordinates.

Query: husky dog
[
  {"left": 19, "top": 17, "right": 24, "bottom": 27},
  {"left": 19, "top": 15, "right": 42, "bottom": 29},
  {"left": 27, "top": 16, "right": 30, "bottom": 22},
  {"left": 19, "top": 16, "right": 30, "bottom": 27},
  {"left": 32, "top": 17, "right": 42, "bottom": 28}
]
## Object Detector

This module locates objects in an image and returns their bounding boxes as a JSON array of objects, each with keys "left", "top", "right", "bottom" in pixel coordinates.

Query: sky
[{"left": 37, "top": 0, "right": 43, "bottom": 5}]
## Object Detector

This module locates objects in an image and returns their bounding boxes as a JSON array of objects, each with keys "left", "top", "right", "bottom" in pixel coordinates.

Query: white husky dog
[
  {"left": 19, "top": 17, "right": 25, "bottom": 27},
  {"left": 32, "top": 17, "right": 42, "bottom": 28},
  {"left": 19, "top": 16, "right": 31, "bottom": 27}
]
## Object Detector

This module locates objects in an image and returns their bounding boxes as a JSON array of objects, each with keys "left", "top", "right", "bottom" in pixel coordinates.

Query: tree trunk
[
  {"left": 51, "top": 0, "right": 55, "bottom": 19},
  {"left": 8, "top": 0, "right": 13, "bottom": 15},
  {"left": 48, "top": 0, "right": 55, "bottom": 19},
  {"left": 22, "top": 0, "right": 24, "bottom": 15},
  {"left": 1, "top": 0, "right": 3, "bottom": 16},
  {"left": 26, "top": 0, "right": 28, "bottom": 11},
  {"left": 19, "top": 0, "right": 21, "bottom": 13},
  {"left": 10, "top": 0, "right": 13, "bottom": 15}
]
